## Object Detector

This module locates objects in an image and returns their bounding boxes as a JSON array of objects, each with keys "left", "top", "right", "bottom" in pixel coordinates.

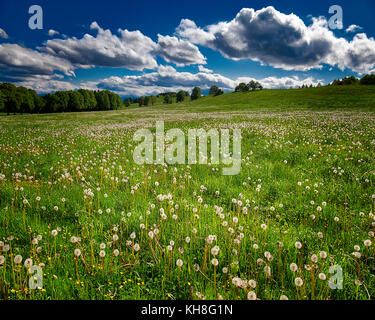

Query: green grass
[{"left": 0, "top": 86, "right": 374, "bottom": 300}]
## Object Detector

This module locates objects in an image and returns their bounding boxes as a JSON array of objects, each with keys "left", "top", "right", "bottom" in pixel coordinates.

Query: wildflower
[
  {"left": 364, "top": 240, "right": 372, "bottom": 247},
  {"left": 247, "top": 291, "right": 257, "bottom": 300},
  {"left": 352, "top": 252, "right": 361, "bottom": 259},
  {"left": 100, "top": 243, "right": 106, "bottom": 249},
  {"left": 295, "top": 241, "right": 302, "bottom": 249},
  {"left": 24, "top": 258, "right": 33, "bottom": 268},
  {"left": 51, "top": 230, "right": 58, "bottom": 237},
  {"left": 319, "top": 251, "right": 327, "bottom": 259},
  {"left": 295, "top": 277, "right": 304, "bottom": 287},
  {"left": 176, "top": 259, "right": 183, "bottom": 267},
  {"left": 74, "top": 249, "right": 81, "bottom": 257},
  {"left": 290, "top": 263, "right": 298, "bottom": 272},
  {"left": 134, "top": 243, "right": 140, "bottom": 252},
  {"left": 0, "top": 256, "right": 5, "bottom": 264},
  {"left": 113, "top": 249, "right": 120, "bottom": 257},
  {"left": 99, "top": 250, "right": 106, "bottom": 258},
  {"left": 14, "top": 255, "right": 22, "bottom": 264},
  {"left": 280, "top": 295, "right": 289, "bottom": 300},
  {"left": 232, "top": 277, "right": 242, "bottom": 287},
  {"left": 211, "top": 258, "right": 219, "bottom": 266},
  {"left": 318, "top": 273, "right": 326, "bottom": 281},
  {"left": 248, "top": 279, "right": 256, "bottom": 289},
  {"left": 211, "top": 246, "right": 219, "bottom": 256}
]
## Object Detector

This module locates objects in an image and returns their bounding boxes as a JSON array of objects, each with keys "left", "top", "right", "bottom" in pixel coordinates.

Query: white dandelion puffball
[
  {"left": 247, "top": 291, "right": 257, "bottom": 300},
  {"left": 295, "top": 277, "right": 304, "bottom": 287},
  {"left": 14, "top": 255, "right": 22, "bottom": 264},
  {"left": 176, "top": 259, "right": 183, "bottom": 267},
  {"left": 74, "top": 249, "right": 81, "bottom": 257},
  {"left": 24, "top": 258, "right": 33, "bottom": 268},
  {"left": 319, "top": 273, "right": 326, "bottom": 281}
]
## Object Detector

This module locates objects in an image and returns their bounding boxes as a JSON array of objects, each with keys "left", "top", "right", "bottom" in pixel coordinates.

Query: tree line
[
  {"left": 330, "top": 74, "right": 375, "bottom": 86},
  {"left": 0, "top": 83, "right": 124, "bottom": 114}
]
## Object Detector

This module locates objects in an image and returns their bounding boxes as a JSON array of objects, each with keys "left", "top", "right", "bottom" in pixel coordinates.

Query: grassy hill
[{"left": 140, "top": 85, "right": 375, "bottom": 112}]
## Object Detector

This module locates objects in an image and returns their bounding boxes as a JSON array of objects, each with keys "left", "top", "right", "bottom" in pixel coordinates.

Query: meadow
[{"left": 0, "top": 86, "right": 375, "bottom": 300}]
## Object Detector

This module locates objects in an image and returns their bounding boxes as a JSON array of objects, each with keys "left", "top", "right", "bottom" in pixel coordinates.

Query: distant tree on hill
[
  {"left": 163, "top": 94, "right": 173, "bottom": 104},
  {"left": 249, "top": 80, "right": 263, "bottom": 91},
  {"left": 191, "top": 87, "right": 202, "bottom": 100},
  {"left": 123, "top": 97, "right": 132, "bottom": 107},
  {"left": 138, "top": 96, "right": 145, "bottom": 107},
  {"left": 235, "top": 83, "right": 249, "bottom": 92},
  {"left": 144, "top": 96, "right": 151, "bottom": 106},
  {"left": 331, "top": 76, "right": 359, "bottom": 86},
  {"left": 176, "top": 90, "right": 186, "bottom": 102},
  {"left": 209, "top": 85, "right": 224, "bottom": 96},
  {"left": 360, "top": 74, "right": 375, "bottom": 85}
]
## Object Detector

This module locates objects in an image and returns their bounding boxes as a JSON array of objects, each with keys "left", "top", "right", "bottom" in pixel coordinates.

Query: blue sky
[{"left": 0, "top": 0, "right": 375, "bottom": 96}]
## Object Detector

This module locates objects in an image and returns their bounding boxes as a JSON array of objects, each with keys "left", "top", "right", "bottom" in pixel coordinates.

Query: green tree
[
  {"left": 144, "top": 96, "right": 150, "bottom": 106},
  {"left": 176, "top": 90, "right": 186, "bottom": 102},
  {"left": 55, "top": 91, "right": 70, "bottom": 112},
  {"left": 68, "top": 91, "right": 85, "bottom": 111},
  {"left": 360, "top": 74, "right": 375, "bottom": 85},
  {"left": 138, "top": 96, "right": 145, "bottom": 107},
  {"left": 123, "top": 97, "right": 132, "bottom": 107},
  {"left": 0, "top": 90, "right": 4, "bottom": 112},
  {"left": 209, "top": 85, "right": 224, "bottom": 96},
  {"left": 43, "top": 93, "right": 60, "bottom": 113},
  {"left": 16, "top": 86, "right": 34, "bottom": 113},
  {"left": 0, "top": 83, "right": 20, "bottom": 114},
  {"left": 235, "top": 83, "right": 249, "bottom": 92},
  {"left": 95, "top": 91, "right": 111, "bottom": 110},
  {"left": 191, "top": 87, "right": 202, "bottom": 100}
]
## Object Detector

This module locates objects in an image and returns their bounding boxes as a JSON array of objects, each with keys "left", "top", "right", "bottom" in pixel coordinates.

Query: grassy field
[{"left": 0, "top": 86, "right": 375, "bottom": 300}]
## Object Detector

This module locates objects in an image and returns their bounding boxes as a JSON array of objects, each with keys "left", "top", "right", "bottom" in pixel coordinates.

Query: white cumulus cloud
[
  {"left": 43, "top": 22, "right": 158, "bottom": 71},
  {"left": 153, "top": 34, "right": 206, "bottom": 66},
  {"left": 0, "top": 28, "right": 8, "bottom": 39},
  {"left": 176, "top": 6, "right": 375, "bottom": 73},
  {"left": 346, "top": 25, "right": 362, "bottom": 33},
  {"left": 48, "top": 29, "right": 60, "bottom": 37},
  {"left": 0, "top": 43, "right": 75, "bottom": 81},
  {"left": 85, "top": 65, "right": 322, "bottom": 96}
]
